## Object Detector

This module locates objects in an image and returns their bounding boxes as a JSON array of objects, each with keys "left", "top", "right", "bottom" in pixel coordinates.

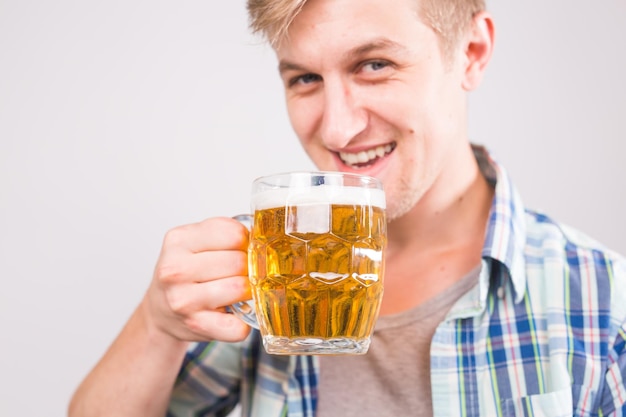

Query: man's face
[{"left": 275, "top": 0, "right": 470, "bottom": 220}]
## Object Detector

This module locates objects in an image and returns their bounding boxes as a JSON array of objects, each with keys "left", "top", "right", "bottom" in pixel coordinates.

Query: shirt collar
[{"left": 474, "top": 145, "right": 527, "bottom": 303}]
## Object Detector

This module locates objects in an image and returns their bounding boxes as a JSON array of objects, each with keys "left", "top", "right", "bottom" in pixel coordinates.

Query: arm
[
  {"left": 68, "top": 299, "right": 189, "bottom": 416},
  {"left": 596, "top": 326, "right": 626, "bottom": 416},
  {"left": 68, "top": 217, "right": 252, "bottom": 417},
  {"left": 596, "top": 259, "right": 626, "bottom": 416}
]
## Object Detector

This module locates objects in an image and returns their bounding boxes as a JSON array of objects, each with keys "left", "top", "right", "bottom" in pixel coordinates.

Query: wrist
[{"left": 137, "top": 295, "right": 188, "bottom": 353}]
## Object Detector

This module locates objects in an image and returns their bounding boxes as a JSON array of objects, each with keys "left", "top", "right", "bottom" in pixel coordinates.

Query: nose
[{"left": 319, "top": 78, "right": 368, "bottom": 150}]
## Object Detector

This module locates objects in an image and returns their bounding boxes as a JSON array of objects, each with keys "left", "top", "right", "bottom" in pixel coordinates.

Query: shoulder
[
  {"left": 522, "top": 209, "right": 626, "bottom": 326},
  {"left": 524, "top": 208, "right": 624, "bottom": 267}
]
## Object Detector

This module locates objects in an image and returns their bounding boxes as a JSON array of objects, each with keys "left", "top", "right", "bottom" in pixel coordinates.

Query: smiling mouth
[{"left": 338, "top": 142, "right": 396, "bottom": 168}]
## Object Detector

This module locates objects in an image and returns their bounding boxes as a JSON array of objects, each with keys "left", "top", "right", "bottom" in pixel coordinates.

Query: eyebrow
[
  {"left": 349, "top": 38, "right": 407, "bottom": 58},
  {"left": 278, "top": 37, "right": 408, "bottom": 75}
]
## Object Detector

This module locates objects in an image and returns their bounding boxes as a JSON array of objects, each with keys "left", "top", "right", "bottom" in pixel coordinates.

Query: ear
[{"left": 461, "top": 11, "right": 495, "bottom": 91}]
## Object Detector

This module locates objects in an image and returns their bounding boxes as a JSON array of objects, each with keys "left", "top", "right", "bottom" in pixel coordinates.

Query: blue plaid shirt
[{"left": 168, "top": 146, "right": 626, "bottom": 417}]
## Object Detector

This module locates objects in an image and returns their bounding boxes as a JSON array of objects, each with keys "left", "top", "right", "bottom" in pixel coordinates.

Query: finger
[
  {"left": 191, "top": 250, "right": 249, "bottom": 283},
  {"left": 156, "top": 249, "right": 247, "bottom": 285},
  {"left": 185, "top": 309, "right": 252, "bottom": 343},
  {"left": 162, "top": 217, "right": 249, "bottom": 254},
  {"left": 165, "top": 275, "right": 251, "bottom": 315}
]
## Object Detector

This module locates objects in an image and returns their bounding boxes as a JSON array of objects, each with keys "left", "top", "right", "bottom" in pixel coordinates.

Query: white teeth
[{"left": 339, "top": 144, "right": 394, "bottom": 167}]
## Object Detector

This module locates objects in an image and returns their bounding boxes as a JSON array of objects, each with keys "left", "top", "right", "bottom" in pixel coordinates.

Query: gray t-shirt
[{"left": 317, "top": 265, "right": 480, "bottom": 417}]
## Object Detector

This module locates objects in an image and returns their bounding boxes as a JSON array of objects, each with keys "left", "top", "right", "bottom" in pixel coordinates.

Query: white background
[{"left": 1, "top": 1, "right": 625, "bottom": 415}]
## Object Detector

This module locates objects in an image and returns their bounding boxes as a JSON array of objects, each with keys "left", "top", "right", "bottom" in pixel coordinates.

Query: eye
[
  {"left": 289, "top": 73, "right": 322, "bottom": 87},
  {"left": 361, "top": 60, "right": 391, "bottom": 73}
]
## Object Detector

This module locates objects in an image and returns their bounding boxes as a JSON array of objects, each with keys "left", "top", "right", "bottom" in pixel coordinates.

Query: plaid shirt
[{"left": 168, "top": 146, "right": 626, "bottom": 417}]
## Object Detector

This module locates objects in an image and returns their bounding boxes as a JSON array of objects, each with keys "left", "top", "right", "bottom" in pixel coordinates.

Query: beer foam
[{"left": 251, "top": 185, "right": 386, "bottom": 210}]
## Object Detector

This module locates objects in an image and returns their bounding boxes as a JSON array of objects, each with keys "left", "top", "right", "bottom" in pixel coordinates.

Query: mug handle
[{"left": 226, "top": 214, "right": 260, "bottom": 329}]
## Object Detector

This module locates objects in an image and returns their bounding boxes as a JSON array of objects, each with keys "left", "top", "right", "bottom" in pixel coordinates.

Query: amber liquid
[{"left": 249, "top": 204, "right": 386, "bottom": 349}]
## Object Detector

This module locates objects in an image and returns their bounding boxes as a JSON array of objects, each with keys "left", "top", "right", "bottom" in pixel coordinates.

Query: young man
[{"left": 69, "top": 0, "right": 626, "bottom": 416}]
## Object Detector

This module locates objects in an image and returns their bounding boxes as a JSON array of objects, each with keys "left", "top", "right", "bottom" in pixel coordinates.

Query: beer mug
[{"left": 231, "top": 171, "right": 387, "bottom": 355}]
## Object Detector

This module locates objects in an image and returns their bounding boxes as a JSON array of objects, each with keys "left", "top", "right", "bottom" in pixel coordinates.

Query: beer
[{"left": 249, "top": 182, "right": 386, "bottom": 354}]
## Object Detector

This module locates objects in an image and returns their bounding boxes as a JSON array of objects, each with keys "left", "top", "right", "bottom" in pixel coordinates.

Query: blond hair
[{"left": 246, "top": 0, "right": 485, "bottom": 61}]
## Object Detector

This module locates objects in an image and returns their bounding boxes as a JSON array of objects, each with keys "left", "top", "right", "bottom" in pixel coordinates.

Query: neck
[
  {"left": 378, "top": 142, "right": 494, "bottom": 315},
  {"left": 387, "top": 143, "right": 493, "bottom": 256}
]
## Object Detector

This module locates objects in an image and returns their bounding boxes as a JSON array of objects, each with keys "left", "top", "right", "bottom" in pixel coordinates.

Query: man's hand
[{"left": 143, "top": 216, "right": 252, "bottom": 343}]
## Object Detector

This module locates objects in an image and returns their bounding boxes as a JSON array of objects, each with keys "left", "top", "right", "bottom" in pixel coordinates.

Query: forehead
[{"left": 276, "top": 0, "right": 433, "bottom": 62}]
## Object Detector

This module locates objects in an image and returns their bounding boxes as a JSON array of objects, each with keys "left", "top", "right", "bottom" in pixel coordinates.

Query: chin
[{"left": 384, "top": 187, "right": 423, "bottom": 222}]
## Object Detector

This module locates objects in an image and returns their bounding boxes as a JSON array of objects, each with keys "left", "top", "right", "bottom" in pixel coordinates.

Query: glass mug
[{"left": 230, "top": 171, "right": 387, "bottom": 355}]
